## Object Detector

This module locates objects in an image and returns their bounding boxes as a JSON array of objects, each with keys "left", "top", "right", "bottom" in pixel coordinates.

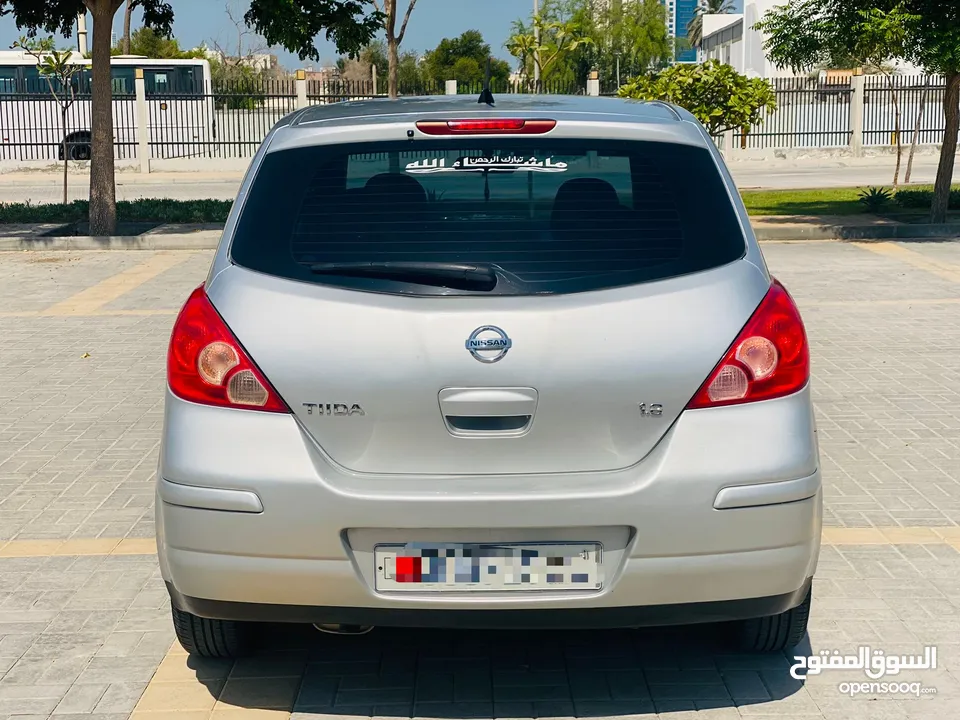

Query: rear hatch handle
[{"left": 438, "top": 387, "right": 538, "bottom": 438}]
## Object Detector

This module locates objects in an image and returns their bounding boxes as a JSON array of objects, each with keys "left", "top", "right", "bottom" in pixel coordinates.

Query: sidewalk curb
[
  {"left": 753, "top": 222, "right": 960, "bottom": 241},
  {"left": 0, "top": 232, "right": 223, "bottom": 251},
  {"left": 0, "top": 223, "right": 958, "bottom": 251}
]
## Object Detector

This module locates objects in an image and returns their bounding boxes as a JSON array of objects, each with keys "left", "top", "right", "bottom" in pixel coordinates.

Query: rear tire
[
  {"left": 737, "top": 584, "right": 811, "bottom": 652},
  {"left": 171, "top": 604, "right": 250, "bottom": 658}
]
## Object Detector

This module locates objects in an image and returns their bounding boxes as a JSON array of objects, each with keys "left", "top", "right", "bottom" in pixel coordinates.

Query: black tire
[
  {"left": 171, "top": 604, "right": 250, "bottom": 658},
  {"left": 738, "top": 584, "right": 811, "bottom": 652},
  {"left": 69, "top": 142, "right": 92, "bottom": 161}
]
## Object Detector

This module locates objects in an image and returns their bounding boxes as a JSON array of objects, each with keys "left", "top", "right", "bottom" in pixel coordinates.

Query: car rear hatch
[{"left": 210, "top": 117, "right": 770, "bottom": 476}]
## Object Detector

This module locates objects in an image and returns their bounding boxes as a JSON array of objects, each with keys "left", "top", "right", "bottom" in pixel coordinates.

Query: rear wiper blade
[{"left": 309, "top": 261, "right": 498, "bottom": 291}]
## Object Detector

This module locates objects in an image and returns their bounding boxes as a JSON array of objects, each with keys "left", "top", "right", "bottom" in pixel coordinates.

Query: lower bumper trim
[{"left": 166, "top": 576, "right": 812, "bottom": 630}]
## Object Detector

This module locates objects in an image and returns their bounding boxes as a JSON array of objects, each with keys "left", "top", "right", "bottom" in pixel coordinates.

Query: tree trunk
[
  {"left": 931, "top": 72, "right": 960, "bottom": 224},
  {"left": 62, "top": 105, "right": 69, "bottom": 205},
  {"left": 387, "top": 34, "right": 399, "bottom": 99},
  {"left": 905, "top": 78, "right": 930, "bottom": 184},
  {"left": 89, "top": 1, "right": 120, "bottom": 236},
  {"left": 885, "top": 75, "right": 902, "bottom": 188},
  {"left": 122, "top": 0, "right": 133, "bottom": 55}
]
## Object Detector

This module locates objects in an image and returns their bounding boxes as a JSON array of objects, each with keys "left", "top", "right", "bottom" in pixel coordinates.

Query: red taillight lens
[
  {"left": 416, "top": 119, "right": 557, "bottom": 135},
  {"left": 167, "top": 285, "right": 289, "bottom": 413},
  {"left": 686, "top": 279, "right": 810, "bottom": 409}
]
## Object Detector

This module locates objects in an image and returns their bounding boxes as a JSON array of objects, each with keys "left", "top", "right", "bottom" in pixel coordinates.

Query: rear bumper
[
  {"left": 168, "top": 577, "right": 813, "bottom": 629},
  {"left": 157, "top": 384, "right": 822, "bottom": 621}
]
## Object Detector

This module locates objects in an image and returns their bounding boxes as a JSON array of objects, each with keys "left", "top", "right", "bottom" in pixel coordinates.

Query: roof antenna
[{"left": 478, "top": 56, "right": 494, "bottom": 106}]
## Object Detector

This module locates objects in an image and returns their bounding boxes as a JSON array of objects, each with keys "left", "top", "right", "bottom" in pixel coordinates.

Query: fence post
[
  {"left": 295, "top": 69, "right": 308, "bottom": 109},
  {"left": 850, "top": 73, "right": 866, "bottom": 156},
  {"left": 445, "top": 80, "right": 457, "bottom": 95},
  {"left": 722, "top": 129, "right": 735, "bottom": 156},
  {"left": 587, "top": 70, "right": 600, "bottom": 97},
  {"left": 134, "top": 68, "right": 149, "bottom": 174},
  {"left": 372, "top": 65, "right": 378, "bottom": 96}
]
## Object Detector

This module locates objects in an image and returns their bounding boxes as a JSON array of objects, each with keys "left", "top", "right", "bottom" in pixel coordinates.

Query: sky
[{"left": 0, "top": 0, "right": 528, "bottom": 69}]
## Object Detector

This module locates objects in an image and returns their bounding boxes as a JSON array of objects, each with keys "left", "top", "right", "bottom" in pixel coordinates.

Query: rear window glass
[{"left": 230, "top": 139, "right": 746, "bottom": 296}]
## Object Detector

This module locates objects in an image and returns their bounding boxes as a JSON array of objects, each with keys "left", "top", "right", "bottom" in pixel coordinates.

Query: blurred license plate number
[{"left": 375, "top": 543, "right": 602, "bottom": 592}]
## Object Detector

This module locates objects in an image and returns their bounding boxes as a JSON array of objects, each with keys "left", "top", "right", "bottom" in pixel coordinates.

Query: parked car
[{"left": 157, "top": 93, "right": 821, "bottom": 658}]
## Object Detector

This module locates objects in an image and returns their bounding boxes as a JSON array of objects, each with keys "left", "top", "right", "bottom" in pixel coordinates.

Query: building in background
[
  {"left": 700, "top": 0, "right": 924, "bottom": 77},
  {"left": 670, "top": 0, "right": 698, "bottom": 63},
  {"left": 203, "top": 49, "right": 279, "bottom": 73}
]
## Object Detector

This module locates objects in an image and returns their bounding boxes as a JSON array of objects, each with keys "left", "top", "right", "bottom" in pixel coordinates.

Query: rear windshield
[{"left": 230, "top": 139, "right": 746, "bottom": 296}]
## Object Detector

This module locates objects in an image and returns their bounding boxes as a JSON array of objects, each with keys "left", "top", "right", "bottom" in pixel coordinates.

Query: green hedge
[
  {"left": 0, "top": 199, "right": 233, "bottom": 224},
  {"left": 894, "top": 188, "right": 960, "bottom": 210}
]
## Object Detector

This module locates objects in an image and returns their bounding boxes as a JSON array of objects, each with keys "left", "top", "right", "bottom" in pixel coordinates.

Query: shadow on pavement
[{"left": 183, "top": 623, "right": 809, "bottom": 717}]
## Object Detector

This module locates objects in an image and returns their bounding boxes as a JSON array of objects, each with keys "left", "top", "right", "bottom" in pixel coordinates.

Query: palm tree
[{"left": 687, "top": 0, "right": 736, "bottom": 49}]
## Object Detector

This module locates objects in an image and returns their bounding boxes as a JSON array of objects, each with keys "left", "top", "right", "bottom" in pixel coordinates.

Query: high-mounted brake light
[
  {"left": 686, "top": 279, "right": 809, "bottom": 409},
  {"left": 167, "top": 285, "right": 289, "bottom": 413},
  {"left": 416, "top": 119, "right": 557, "bottom": 135}
]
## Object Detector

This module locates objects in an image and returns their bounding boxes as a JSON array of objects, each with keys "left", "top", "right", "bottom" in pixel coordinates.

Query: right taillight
[
  {"left": 167, "top": 285, "right": 289, "bottom": 413},
  {"left": 686, "top": 279, "right": 809, "bottom": 409}
]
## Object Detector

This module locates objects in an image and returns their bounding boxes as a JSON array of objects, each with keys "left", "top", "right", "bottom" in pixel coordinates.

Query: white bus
[{"left": 0, "top": 51, "right": 215, "bottom": 161}]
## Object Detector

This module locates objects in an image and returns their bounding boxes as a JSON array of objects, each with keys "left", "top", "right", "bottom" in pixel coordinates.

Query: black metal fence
[
  {"left": 863, "top": 74, "right": 947, "bottom": 147},
  {"left": 0, "top": 91, "right": 138, "bottom": 161},
  {"left": 733, "top": 77, "right": 853, "bottom": 149},
  {"left": 0, "top": 73, "right": 950, "bottom": 161}
]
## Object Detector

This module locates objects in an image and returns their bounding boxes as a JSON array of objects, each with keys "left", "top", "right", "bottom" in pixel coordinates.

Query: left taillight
[
  {"left": 686, "top": 279, "right": 810, "bottom": 409},
  {"left": 167, "top": 285, "right": 289, "bottom": 413}
]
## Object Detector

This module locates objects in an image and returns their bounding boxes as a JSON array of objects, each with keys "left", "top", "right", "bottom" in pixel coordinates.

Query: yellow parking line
[
  {"left": 852, "top": 241, "right": 960, "bottom": 283},
  {"left": 804, "top": 297, "right": 960, "bottom": 307},
  {"left": 40, "top": 252, "right": 194, "bottom": 316},
  {"left": 0, "top": 308, "right": 180, "bottom": 318},
  {"left": 0, "top": 537, "right": 156, "bottom": 557}
]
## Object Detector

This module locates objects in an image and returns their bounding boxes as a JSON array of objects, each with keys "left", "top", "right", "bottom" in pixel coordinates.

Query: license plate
[{"left": 374, "top": 542, "right": 602, "bottom": 592}]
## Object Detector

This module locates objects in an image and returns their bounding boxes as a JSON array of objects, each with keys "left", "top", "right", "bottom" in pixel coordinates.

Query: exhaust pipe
[{"left": 313, "top": 623, "right": 374, "bottom": 636}]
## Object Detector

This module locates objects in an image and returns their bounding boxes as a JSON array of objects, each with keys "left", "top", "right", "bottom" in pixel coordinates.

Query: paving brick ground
[{"left": 0, "top": 239, "right": 959, "bottom": 719}]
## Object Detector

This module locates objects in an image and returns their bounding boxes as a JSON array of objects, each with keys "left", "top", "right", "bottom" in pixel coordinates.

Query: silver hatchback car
[{"left": 157, "top": 94, "right": 822, "bottom": 658}]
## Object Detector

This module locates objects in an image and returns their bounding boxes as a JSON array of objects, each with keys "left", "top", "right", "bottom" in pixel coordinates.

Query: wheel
[
  {"left": 737, "top": 584, "right": 811, "bottom": 652},
  {"left": 69, "top": 142, "right": 92, "bottom": 161},
  {"left": 171, "top": 604, "right": 250, "bottom": 658}
]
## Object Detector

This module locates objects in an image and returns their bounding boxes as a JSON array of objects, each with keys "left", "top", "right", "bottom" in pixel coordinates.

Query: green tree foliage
[
  {"left": 0, "top": 0, "right": 381, "bottom": 234},
  {"left": 577, "top": 0, "right": 672, "bottom": 87},
  {"left": 339, "top": 40, "right": 423, "bottom": 92},
  {"left": 618, "top": 59, "right": 777, "bottom": 137},
  {"left": 112, "top": 26, "right": 205, "bottom": 58},
  {"left": 423, "top": 30, "right": 511, "bottom": 86},
  {"left": 506, "top": 0, "right": 593, "bottom": 90},
  {"left": 754, "top": 0, "right": 960, "bottom": 222}
]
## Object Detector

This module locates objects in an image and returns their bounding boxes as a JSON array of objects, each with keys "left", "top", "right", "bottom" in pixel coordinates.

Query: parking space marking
[
  {"left": 39, "top": 251, "right": 195, "bottom": 316},
  {"left": 0, "top": 536, "right": 156, "bottom": 557},
  {"left": 132, "top": 642, "right": 300, "bottom": 720},
  {"left": 0, "top": 308, "right": 180, "bottom": 318},
  {"left": 852, "top": 241, "right": 960, "bottom": 283}
]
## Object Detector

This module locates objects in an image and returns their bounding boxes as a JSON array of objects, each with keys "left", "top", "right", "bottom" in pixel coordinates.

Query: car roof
[
  {"left": 264, "top": 94, "right": 709, "bottom": 152},
  {"left": 290, "top": 94, "right": 686, "bottom": 128}
]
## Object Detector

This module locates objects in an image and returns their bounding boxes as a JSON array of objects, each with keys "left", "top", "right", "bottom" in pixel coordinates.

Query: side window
[
  {"left": 175, "top": 66, "right": 199, "bottom": 94},
  {"left": 22, "top": 66, "right": 42, "bottom": 94},
  {"left": 0, "top": 67, "right": 18, "bottom": 93},
  {"left": 111, "top": 67, "right": 135, "bottom": 95},
  {"left": 144, "top": 69, "right": 172, "bottom": 96}
]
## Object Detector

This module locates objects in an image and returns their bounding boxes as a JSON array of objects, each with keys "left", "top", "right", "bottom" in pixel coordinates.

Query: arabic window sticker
[{"left": 405, "top": 156, "right": 569, "bottom": 174}]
